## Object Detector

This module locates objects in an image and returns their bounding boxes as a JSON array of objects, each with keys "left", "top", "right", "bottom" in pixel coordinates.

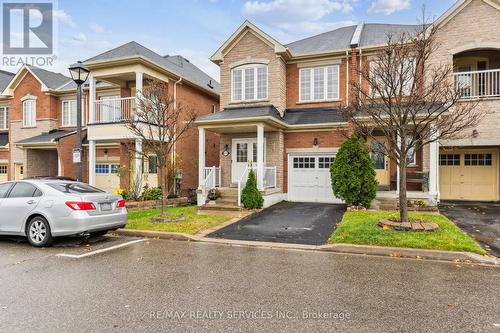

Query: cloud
[
  {"left": 368, "top": 0, "right": 410, "bottom": 15},
  {"left": 53, "top": 9, "right": 76, "bottom": 27},
  {"left": 89, "top": 23, "right": 107, "bottom": 34},
  {"left": 243, "top": 0, "right": 353, "bottom": 22},
  {"left": 242, "top": 0, "right": 356, "bottom": 42},
  {"left": 72, "top": 33, "right": 87, "bottom": 42}
]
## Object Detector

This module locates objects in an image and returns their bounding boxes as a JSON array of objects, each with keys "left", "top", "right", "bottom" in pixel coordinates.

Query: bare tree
[
  {"left": 347, "top": 14, "right": 482, "bottom": 222},
  {"left": 126, "top": 79, "right": 196, "bottom": 219}
]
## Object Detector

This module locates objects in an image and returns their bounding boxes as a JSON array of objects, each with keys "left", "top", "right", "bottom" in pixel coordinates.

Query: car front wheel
[{"left": 27, "top": 216, "right": 53, "bottom": 247}]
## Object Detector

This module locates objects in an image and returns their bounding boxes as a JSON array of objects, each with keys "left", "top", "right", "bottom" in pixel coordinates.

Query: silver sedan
[{"left": 0, "top": 179, "right": 128, "bottom": 247}]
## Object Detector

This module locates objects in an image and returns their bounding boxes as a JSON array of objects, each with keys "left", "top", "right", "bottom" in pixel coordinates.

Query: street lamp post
[{"left": 69, "top": 61, "right": 90, "bottom": 182}]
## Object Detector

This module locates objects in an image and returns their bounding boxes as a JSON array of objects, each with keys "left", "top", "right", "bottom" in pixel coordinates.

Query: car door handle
[{"left": 27, "top": 200, "right": 36, "bottom": 204}]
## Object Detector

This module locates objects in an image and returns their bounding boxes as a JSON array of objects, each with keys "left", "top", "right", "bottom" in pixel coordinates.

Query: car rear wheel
[{"left": 27, "top": 216, "right": 53, "bottom": 247}]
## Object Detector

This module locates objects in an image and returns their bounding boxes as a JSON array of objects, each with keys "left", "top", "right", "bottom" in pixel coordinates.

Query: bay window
[
  {"left": 22, "top": 98, "right": 36, "bottom": 128},
  {"left": 232, "top": 64, "right": 268, "bottom": 102},
  {"left": 0, "top": 107, "right": 8, "bottom": 130},
  {"left": 300, "top": 65, "right": 339, "bottom": 102}
]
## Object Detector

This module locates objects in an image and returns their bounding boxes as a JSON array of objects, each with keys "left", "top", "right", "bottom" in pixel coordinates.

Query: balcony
[
  {"left": 91, "top": 97, "right": 136, "bottom": 124},
  {"left": 454, "top": 69, "right": 500, "bottom": 99}
]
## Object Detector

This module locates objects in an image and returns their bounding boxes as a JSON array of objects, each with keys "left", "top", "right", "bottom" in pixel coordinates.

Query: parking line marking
[{"left": 56, "top": 239, "right": 146, "bottom": 259}]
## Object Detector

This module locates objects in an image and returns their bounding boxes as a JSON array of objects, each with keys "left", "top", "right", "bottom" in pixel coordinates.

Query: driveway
[
  {"left": 440, "top": 201, "right": 500, "bottom": 257},
  {"left": 207, "top": 201, "right": 346, "bottom": 245}
]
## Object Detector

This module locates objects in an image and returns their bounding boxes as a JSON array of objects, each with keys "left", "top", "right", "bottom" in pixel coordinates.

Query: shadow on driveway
[
  {"left": 208, "top": 201, "right": 346, "bottom": 245},
  {"left": 439, "top": 201, "right": 500, "bottom": 257}
]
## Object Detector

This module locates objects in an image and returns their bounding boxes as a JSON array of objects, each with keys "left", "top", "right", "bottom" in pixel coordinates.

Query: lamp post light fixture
[{"left": 68, "top": 61, "right": 90, "bottom": 182}]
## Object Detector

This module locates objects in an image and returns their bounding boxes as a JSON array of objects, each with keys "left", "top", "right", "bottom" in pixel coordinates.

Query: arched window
[
  {"left": 22, "top": 95, "right": 37, "bottom": 128},
  {"left": 231, "top": 64, "right": 267, "bottom": 102}
]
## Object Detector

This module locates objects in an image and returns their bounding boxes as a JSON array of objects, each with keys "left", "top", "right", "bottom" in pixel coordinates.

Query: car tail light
[
  {"left": 116, "top": 199, "right": 126, "bottom": 208},
  {"left": 65, "top": 201, "right": 96, "bottom": 211}
]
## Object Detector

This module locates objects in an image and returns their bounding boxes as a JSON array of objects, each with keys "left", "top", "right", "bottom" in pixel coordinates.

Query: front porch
[{"left": 197, "top": 122, "right": 283, "bottom": 208}]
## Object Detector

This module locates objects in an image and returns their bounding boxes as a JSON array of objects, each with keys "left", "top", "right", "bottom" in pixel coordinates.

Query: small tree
[
  {"left": 347, "top": 11, "right": 482, "bottom": 222},
  {"left": 125, "top": 79, "right": 196, "bottom": 220},
  {"left": 241, "top": 170, "right": 264, "bottom": 209},
  {"left": 331, "top": 135, "right": 377, "bottom": 208}
]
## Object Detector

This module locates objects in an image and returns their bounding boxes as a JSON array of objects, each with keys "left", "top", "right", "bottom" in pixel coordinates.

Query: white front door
[
  {"left": 232, "top": 139, "right": 263, "bottom": 183},
  {"left": 288, "top": 155, "right": 342, "bottom": 203}
]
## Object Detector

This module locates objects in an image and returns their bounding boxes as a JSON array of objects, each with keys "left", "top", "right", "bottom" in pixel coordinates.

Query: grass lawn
[
  {"left": 328, "top": 211, "right": 487, "bottom": 255},
  {"left": 126, "top": 206, "right": 232, "bottom": 235}
]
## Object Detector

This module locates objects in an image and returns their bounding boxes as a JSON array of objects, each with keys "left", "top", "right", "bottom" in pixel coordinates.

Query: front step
[{"left": 199, "top": 203, "right": 243, "bottom": 211}]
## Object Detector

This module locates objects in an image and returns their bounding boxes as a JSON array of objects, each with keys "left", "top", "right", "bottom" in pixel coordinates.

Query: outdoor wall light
[
  {"left": 222, "top": 144, "right": 230, "bottom": 156},
  {"left": 313, "top": 138, "right": 319, "bottom": 146},
  {"left": 472, "top": 129, "right": 479, "bottom": 138}
]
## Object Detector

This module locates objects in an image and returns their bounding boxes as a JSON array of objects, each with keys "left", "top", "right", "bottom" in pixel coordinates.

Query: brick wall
[
  {"left": 56, "top": 131, "right": 89, "bottom": 182},
  {"left": 176, "top": 83, "right": 220, "bottom": 195},
  {"left": 219, "top": 30, "right": 286, "bottom": 113},
  {"left": 25, "top": 149, "right": 58, "bottom": 177},
  {"left": 283, "top": 129, "right": 348, "bottom": 192}
]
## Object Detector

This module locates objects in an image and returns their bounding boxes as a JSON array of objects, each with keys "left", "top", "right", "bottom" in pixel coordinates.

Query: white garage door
[
  {"left": 95, "top": 163, "right": 121, "bottom": 193},
  {"left": 288, "top": 155, "right": 342, "bottom": 203}
]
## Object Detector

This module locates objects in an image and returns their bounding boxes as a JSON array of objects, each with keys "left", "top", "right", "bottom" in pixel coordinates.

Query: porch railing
[
  {"left": 454, "top": 69, "right": 500, "bottom": 99},
  {"left": 202, "top": 166, "right": 221, "bottom": 190},
  {"left": 263, "top": 166, "right": 277, "bottom": 189},
  {"left": 93, "top": 97, "right": 136, "bottom": 124}
]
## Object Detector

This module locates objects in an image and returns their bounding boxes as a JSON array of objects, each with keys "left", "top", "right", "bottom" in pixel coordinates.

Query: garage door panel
[
  {"left": 288, "top": 155, "right": 342, "bottom": 204},
  {"left": 439, "top": 150, "right": 498, "bottom": 201}
]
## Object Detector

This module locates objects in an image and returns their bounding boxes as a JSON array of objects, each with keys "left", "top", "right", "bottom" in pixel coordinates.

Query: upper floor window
[
  {"left": 232, "top": 64, "right": 268, "bottom": 102},
  {"left": 22, "top": 98, "right": 36, "bottom": 128},
  {"left": 62, "top": 100, "right": 77, "bottom": 127},
  {"left": 300, "top": 65, "right": 339, "bottom": 102},
  {"left": 369, "top": 58, "right": 416, "bottom": 97},
  {"left": 0, "top": 107, "right": 8, "bottom": 130}
]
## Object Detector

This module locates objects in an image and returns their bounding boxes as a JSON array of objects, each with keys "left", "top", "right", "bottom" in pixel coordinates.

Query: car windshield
[{"left": 47, "top": 182, "right": 104, "bottom": 194}]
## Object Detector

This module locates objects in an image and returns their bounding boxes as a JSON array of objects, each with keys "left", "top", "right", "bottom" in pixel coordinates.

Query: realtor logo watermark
[{"left": 1, "top": 1, "right": 56, "bottom": 66}]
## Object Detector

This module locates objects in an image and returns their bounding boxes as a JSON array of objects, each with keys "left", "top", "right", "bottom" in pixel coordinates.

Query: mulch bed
[{"left": 378, "top": 218, "right": 439, "bottom": 232}]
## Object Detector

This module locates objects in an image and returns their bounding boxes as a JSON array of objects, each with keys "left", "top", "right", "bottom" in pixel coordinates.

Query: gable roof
[
  {"left": 84, "top": 41, "right": 219, "bottom": 95},
  {"left": 358, "top": 23, "right": 421, "bottom": 48},
  {"left": 433, "top": 0, "right": 500, "bottom": 29},
  {"left": 210, "top": 20, "right": 287, "bottom": 63},
  {"left": 2, "top": 65, "right": 73, "bottom": 95},
  {"left": 0, "top": 70, "right": 15, "bottom": 95},
  {"left": 285, "top": 25, "right": 357, "bottom": 55}
]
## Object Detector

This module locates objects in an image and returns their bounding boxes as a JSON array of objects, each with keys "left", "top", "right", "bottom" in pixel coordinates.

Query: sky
[{"left": 4, "top": 0, "right": 458, "bottom": 80}]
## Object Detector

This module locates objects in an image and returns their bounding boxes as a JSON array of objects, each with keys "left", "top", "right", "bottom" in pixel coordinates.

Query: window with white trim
[
  {"left": 370, "top": 58, "right": 416, "bottom": 97},
  {"left": 0, "top": 107, "right": 8, "bottom": 130},
  {"left": 406, "top": 138, "right": 416, "bottom": 166},
  {"left": 22, "top": 99, "right": 36, "bottom": 127},
  {"left": 231, "top": 64, "right": 268, "bottom": 102},
  {"left": 0, "top": 165, "right": 7, "bottom": 174},
  {"left": 62, "top": 100, "right": 77, "bottom": 127},
  {"left": 299, "top": 65, "right": 339, "bottom": 102}
]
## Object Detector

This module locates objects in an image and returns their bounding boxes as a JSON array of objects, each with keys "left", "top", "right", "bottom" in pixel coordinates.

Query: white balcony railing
[
  {"left": 202, "top": 166, "right": 221, "bottom": 190},
  {"left": 92, "top": 97, "right": 136, "bottom": 124},
  {"left": 454, "top": 69, "right": 500, "bottom": 99}
]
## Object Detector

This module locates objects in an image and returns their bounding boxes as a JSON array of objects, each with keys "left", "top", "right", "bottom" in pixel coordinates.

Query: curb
[
  {"left": 112, "top": 229, "right": 498, "bottom": 265},
  {"left": 112, "top": 229, "right": 199, "bottom": 242},
  {"left": 318, "top": 243, "right": 499, "bottom": 265}
]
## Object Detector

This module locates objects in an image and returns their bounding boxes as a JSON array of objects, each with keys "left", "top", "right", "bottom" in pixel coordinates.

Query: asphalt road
[{"left": 0, "top": 236, "right": 499, "bottom": 332}]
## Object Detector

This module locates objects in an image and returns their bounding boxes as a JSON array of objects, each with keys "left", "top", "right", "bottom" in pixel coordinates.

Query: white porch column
[
  {"left": 198, "top": 127, "right": 205, "bottom": 186},
  {"left": 135, "top": 72, "right": 143, "bottom": 120},
  {"left": 134, "top": 138, "right": 143, "bottom": 186},
  {"left": 88, "top": 140, "right": 96, "bottom": 186},
  {"left": 257, "top": 124, "right": 264, "bottom": 190},
  {"left": 428, "top": 125, "right": 439, "bottom": 198},
  {"left": 88, "top": 75, "right": 96, "bottom": 124}
]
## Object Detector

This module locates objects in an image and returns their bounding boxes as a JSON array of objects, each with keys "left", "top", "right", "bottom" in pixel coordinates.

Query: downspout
[
  {"left": 172, "top": 77, "right": 182, "bottom": 194},
  {"left": 346, "top": 49, "right": 349, "bottom": 107},
  {"left": 359, "top": 48, "right": 363, "bottom": 88}
]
